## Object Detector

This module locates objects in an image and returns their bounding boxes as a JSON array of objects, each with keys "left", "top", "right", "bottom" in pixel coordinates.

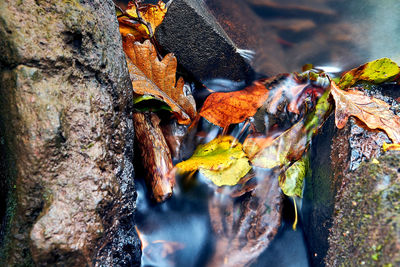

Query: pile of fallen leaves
[
  {"left": 117, "top": 0, "right": 400, "bottom": 204},
  {"left": 116, "top": 0, "right": 400, "bottom": 265}
]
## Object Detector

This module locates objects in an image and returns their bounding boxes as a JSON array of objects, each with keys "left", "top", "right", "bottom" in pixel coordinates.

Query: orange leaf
[
  {"left": 199, "top": 79, "right": 270, "bottom": 128},
  {"left": 118, "top": 1, "right": 167, "bottom": 41},
  {"left": 124, "top": 37, "right": 196, "bottom": 124},
  {"left": 330, "top": 80, "right": 400, "bottom": 143}
]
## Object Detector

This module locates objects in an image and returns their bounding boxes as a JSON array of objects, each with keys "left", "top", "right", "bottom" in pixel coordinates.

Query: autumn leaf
[
  {"left": 199, "top": 79, "right": 271, "bottom": 128},
  {"left": 339, "top": 58, "right": 400, "bottom": 89},
  {"left": 126, "top": 1, "right": 167, "bottom": 36},
  {"left": 176, "top": 136, "right": 251, "bottom": 186},
  {"left": 118, "top": 0, "right": 167, "bottom": 41},
  {"left": 123, "top": 37, "right": 196, "bottom": 124},
  {"left": 244, "top": 89, "right": 332, "bottom": 169},
  {"left": 330, "top": 80, "right": 400, "bottom": 143},
  {"left": 382, "top": 142, "right": 400, "bottom": 152},
  {"left": 279, "top": 157, "right": 307, "bottom": 198}
]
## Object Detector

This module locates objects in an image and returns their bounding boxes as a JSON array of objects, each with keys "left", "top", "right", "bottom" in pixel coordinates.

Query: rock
[
  {"left": 155, "top": 0, "right": 255, "bottom": 83},
  {"left": 326, "top": 151, "right": 400, "bottom": 266},
  {"left": 302, "top": 85, "right": 398, "bottom": 266},
  {"left": 0, "top": 0, "right": 140, "bottom": 266},
  {"left": 205, "top": 0, "right": 287, "bottom": 76}
]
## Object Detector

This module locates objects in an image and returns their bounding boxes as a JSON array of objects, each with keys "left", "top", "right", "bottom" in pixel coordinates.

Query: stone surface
[
  {"left": 0, "top": 0, "right": 140, "bottom": 266},
  {"left": 326, "top": 151, "right": 400, "bottom": 267},
  {"left": 205, "top": 0, "right": 287, "bottom": 76},
  {"left": 155, "top": 0, "right": 255, "bottom": 83},
  {"left": 302, "top": 84, "right": 398, "bottom": 266}
]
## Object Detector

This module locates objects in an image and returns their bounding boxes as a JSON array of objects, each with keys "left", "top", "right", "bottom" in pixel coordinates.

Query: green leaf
[
  {"left": 279, "top": 157, "right": 307, "bottom": 197},
  {"left": 133, "top": 95, "right": 172, "bottom": 112},
  {"left": 176, "top": 136, "right": 251, "bottom": 187},
  {"left": 339, "top": 58, "right": 400, "bottom": 89}
]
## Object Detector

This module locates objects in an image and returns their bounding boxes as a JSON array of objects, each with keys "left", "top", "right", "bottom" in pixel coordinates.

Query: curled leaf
[
  {"left": 199, "top": 79, "right": 270, "bottom": 128},
  {"left": 124, "top": 38, "right": 196, "bottom": 124},
  {"left": 331, "top": 80, "right": 400, "bottom": 143},
  {"left": 339, "top": 58, "right": 400, "bottom": 89},
  {"left": 176, "top": 136, "right": 251, "bottom": 186}
]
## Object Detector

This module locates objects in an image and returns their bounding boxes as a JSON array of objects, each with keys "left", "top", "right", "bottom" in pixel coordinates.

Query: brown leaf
[
  {"left": 199, "top": 79, "right": 271, "bottom": 128},
  {"left": 124, "top": 37, "right": 196, "bottom": 124},
  {"left": 331, "top": 81, "right": 400, "bottom": 143},
  {"left": 118, "top": 0, "right": 167, "bottom": 41}
]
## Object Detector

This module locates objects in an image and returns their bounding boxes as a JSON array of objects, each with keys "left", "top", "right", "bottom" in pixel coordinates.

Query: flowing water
[{"left": 123, "top": 0, "right": 400, "bottom": 266}]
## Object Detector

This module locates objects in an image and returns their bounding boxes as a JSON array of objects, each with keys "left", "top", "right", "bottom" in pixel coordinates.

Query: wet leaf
[
  {"left": 126, "top": 1, "right": 167, "bottom": 35},
  {"left": 331, "top": 80, "right": 400, "bottom": 143},
  {"left": 118, "top": 1, "right": 167, "bottom": 41},
  {"left": 244, "top": 89, "right": 332, "bottom": 169},
  {"left": 339, "top": 58, "right": 400, "bottom": 89},
  {"left": 176, "top": 136, "right": 251, "bottom": 186},
  {"left": 279, "top": 157, "right": 307, "bottom": 197},
  {"left": 382, "top": 142, "right": 400, "bottom": 152},
  {"left": 199, "top": 79, "right": 270, "bottom": 128},
  {"left": 124, "top": 38, "right": 196, "bottom": 124}
]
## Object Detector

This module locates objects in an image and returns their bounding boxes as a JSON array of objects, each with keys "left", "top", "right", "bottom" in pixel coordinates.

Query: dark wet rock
[
  {"left": 0, "top": 0, "right": 140, "bottom": 266},
  {"left": 303, "top": 115, "right": 391, "bottom": 266},
  {"left": 205, "top": 0, "right": 286, "bottom": 76},
  {"left": 326, "top": 151, "right": 400, "bottom": 266},
  {"left": 155, "top": 0, "right": 255, "bottom": 83},
  {"left": 302, "top": 84, "right": 398, "bottom": 266}
]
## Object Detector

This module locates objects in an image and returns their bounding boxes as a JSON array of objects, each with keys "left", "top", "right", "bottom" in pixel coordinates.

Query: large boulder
[
  {"left": 326, "top": 151, "right": 400, "bottom": 266},
  {"left": 0, "top": 0, "right": 140, "bottom": 266}
]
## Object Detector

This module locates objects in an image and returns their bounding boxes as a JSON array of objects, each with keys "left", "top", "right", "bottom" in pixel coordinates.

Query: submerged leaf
[
  {"left": 124, "top": 38, "right": 196, "bottom": 124},
  {"left": 279, "top": 157, "right": 307, "bottom": 197},
  {"left": 199, "top": 79, "right": 270, "bottom": 128},
  {"left": 244, "top": 89, "right": 332, "bottom": 169},
  {"left": 331, "top": 80, "right": 400, "bottom": 143},
  {"left": 339, "top": 58, "right": 400, "bottom": 89},
  {"left": 176, "top": 136, "right": 251, "bottom": 186}
]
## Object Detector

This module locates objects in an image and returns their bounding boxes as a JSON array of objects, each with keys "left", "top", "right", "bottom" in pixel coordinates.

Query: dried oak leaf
[
  {"left": 118, "top": 0, "right": 167, "bottom": 41},
  {"left": 124, "top": 37, "right": 196, "bottom": 124},
  {"left": 176, "top": 136, "right": 251, "bottom": 186},
  {"left": 331, "top": 80, "right": 400, "bottom": 143},
  {"left": 199, "top": 79, "right": 270, "bottom": 128},
  {"left": 339, "top": 58, "right": 400, "bottom": 89}
]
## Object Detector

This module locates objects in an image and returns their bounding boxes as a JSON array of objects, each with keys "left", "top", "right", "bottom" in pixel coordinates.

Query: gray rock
[
  {"left": 326, "top": 151, "right": 400, "bottom": 266},
  {"left": 155, "top": 0, "right": 255, "bottom": 83},
  {"left": 0, "top": 0, "right": 140, "bottom": 266}
]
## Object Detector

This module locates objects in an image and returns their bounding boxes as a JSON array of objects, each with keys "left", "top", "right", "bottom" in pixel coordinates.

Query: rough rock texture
[
  {"left": 326, "top": 151, "right": 400, "bottom": 267},
  {"left": 302, "top": 115, "right": 391, "bottom": 266},
  {"left": 155, "top": 0, "right": 255, "bottom": 83},
  {"left": 0, "top": 0, "right": 140, "bottom": 266}
]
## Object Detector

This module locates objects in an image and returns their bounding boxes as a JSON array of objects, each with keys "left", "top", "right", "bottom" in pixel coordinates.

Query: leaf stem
[{"left": 292, "top": 196, "right": 298, "bottom": 230}]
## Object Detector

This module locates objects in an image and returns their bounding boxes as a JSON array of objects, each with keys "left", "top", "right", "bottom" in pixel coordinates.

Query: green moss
[{"left": 327, "top": 152, "right": 400, "bottom": 266}]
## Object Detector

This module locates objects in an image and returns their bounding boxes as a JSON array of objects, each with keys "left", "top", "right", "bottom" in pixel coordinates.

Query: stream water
[{"left": 125, "top": 0, "right": 400, "bottom": 266}]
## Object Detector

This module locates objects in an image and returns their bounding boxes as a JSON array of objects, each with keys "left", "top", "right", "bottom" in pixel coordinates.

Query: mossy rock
[{"left": 326, "top": 151, "right": 400, "bottom": 267}]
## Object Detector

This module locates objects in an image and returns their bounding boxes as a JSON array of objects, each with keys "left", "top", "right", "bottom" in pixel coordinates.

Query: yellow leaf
[
  {"left": 382, "top": 142, "right": 400, "bottom": 152},
  {"left": 123, "top": 38, "right": 196, "bottom": 124},
  {"left": 125, "top": 1, "right": 167, "bottom": 35},
  {"left": 200, "top": 158, "right": 252, "bottom": 187},
  {"left": 176, "top": 136, "right": 251, "bottom": 186}
]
